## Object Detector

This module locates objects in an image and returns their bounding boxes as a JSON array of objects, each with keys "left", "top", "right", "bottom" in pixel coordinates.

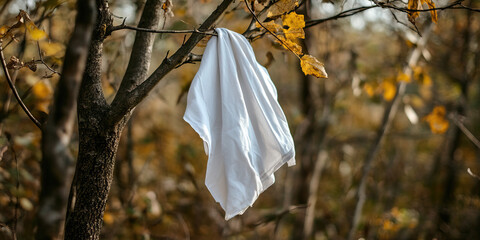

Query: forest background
[{"left": 0, "top": 0, "right": 479, "bottom": 239}]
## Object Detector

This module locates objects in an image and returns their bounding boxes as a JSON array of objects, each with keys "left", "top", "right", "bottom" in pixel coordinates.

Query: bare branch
[
  {"left": 108, "top": 0, "right": 235, "bottom": 126},
  {"left": 110, "top": 24, "right": 218, "bottom": 36},
  {"left": 305, "top": 5, "right": 378, "bottom": 28},
  {"left": 449, "top": 113, "right": 480, "bottom": 150},
  {"left": 0, "top": 41, "right": 42, "bottom": 128},
  {"left": 112, "top": 0, "right": 164, "bottom": 120},
  {"left": 305, "top": 0, "right": 477, "bottom": 29},
  {"left": 36, "top": 41, "right": 61, "bottom": 76}
]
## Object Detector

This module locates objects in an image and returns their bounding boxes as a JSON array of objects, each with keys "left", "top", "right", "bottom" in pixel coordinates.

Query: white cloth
[{"left": 183, "top": 28, "right": 295, "bottom": 220}]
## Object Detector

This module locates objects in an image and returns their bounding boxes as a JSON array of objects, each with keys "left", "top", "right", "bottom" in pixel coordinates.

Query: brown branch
[
  {"left": 107, "top": 0, "right": 235, "bottom": 126},
  {"left": 110, "top": 23, "right": 218, "bottom": 36},
  {"left": 449, "top": 113, "right": 480, "bottom": 150},
  {"left": 113, "top": 0, "right": 164, "bottom": 117},
  {"left": 305, "top": 5, "right": 378, "bottom": 28},
  {"left": 305, "top": 0, "right": 474, "bottom": 29},
  {"left": 36, "top": 41, "right": 61, "bottom": 75},
  {"left": 0, "top": 40, "right": 42, "bottom": 128}
]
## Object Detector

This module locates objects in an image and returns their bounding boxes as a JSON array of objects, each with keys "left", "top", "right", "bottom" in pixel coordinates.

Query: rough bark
[
  {"left": 63, "top": 0, "right": 234, "bottom": 239},
  {"left": 35, "top": 1, "right": 96, "bottom": 239}
]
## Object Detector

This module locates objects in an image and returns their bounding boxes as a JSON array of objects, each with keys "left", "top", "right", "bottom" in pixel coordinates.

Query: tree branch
[
  {"left": 0, "top": 41, "right": 42, "bottom": 128},
  {"left": 305, "top": 0, "right": 474, "bottom": 29},
  {"left": 36, "top": 41, "right": 61, "bottom": 76},
  {"left": 305, "top": 5, "right": 378, "bottom": 28},
  {"left": 77, "top": 0, "right": 112, "bottom": 120},
  {"left": 113, "top": 0, "right": 163, "bottom": 116},
  {"left": 109, "top": 23, "right": 218, "bottom": 36},
  {"left": 107, "top": 0, "right": 235, "bottom": 126},
  {"left": 449, "top": 113, "right": 480, "bottom": 150}
]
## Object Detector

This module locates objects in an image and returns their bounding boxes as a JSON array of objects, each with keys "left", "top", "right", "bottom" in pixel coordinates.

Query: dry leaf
[
  {"left": 267, "top": 0, "right": 299, "bottom": 18},
  {"left": 381, "top": 81, "right": 396, "bottom": 101},
  {"left": 40, "top": 42, "right": 64, "bottom": 56},
  {"left": 103, "top": 212, "right": 115, "bottom": 225},
  {"left": 162, "top": 0, "right": 174, "bottom": 18},
  {"left": 397, "top": 71, "right": 411, "bottom": 83},
  {"left": 423, "top": 106, "right": 449, "bottom": 133},
  {"left": 6, "top": 56, "right": 23, "bottom": 70},
  {"left": 363, "top": 82, "right": 376, "bottom": 97},
  {"left": 407, "top": 0, "right": 420, "bottom": 24},
  {"left": 0, "top": 25, "right": 8, "bottom": 36},
  {"left": 421, "top": 0, "right": 438, "bottom": 23},
  {"left": 282, "top": 12, "right": 305, "bottom": 39},
  {"left": 32, "top": 81, "right": 53, "bottom": 100},
  {"left": 25, "top": 61, "right": 37, "bottom": 72},
  {"left": 300, "top": 55, "right": 328, "bottom": 78},
  {"left": 256, "top": 20, "right": 283, "bottom": 34},
  {"left": 277, "top": 36, "right": 303, "bottom": 55}
]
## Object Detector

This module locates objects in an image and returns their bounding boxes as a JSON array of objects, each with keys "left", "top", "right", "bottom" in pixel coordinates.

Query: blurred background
[{"left": 0, "top": 0, "right": 479, "bottom": 239}]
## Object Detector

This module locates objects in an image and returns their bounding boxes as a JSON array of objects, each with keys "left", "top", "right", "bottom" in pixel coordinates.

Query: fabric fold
[{"left": 184, "top": 28, "right": 295, "bottom": 220}]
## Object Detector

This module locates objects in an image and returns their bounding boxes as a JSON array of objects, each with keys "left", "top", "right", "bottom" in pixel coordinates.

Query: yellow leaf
[
  {"left": 421, "top": 0, "right": 438, "bottom": 23},
  {"left": 364, "top": 83, "right": 376, "bottom": 97},
  {"left": 397, "top": 71, "right": 411, "bottom": 83},
  {"left": 0, "top": 25, "right": 8, "bottom": 36},
  {"left": 103, "top": 212, "right": 115, "bottom": 225},
  {"left": 381, "top": 81, "right": 396, "bottom": 101},
  {"left": 32, "top": 81, "right": 52, "bottom": 100},
  {"left": 407, "top": 0, "right": 420, "bottom": 24},
  {"left": 282, "top": 12, "right": 305, "bottom": 39},
  {"left": 413, "top": 66, "right": 422, "bottom": 79},
  {"left": 256, "top": 20, "right": 283, "bottom": 34},
  {"left": 40, "top": 42, "right": 64, "bottom": 56},
  {"left": 423, "top": 106, "right": 449, "bottom": 134},
  {"left": 422, "top": 74, "right": 432, "bottom": 86},
  {"left": 277, "top": 36, "right": 303, "bottom": 55},
  {"left": 300, "top": 54, "right": 328, "bottom": 78},
  {"left": 267, "top": 0, "right": 299, "bottom": 18},
  {"left": 26, "top": 22, "right": 46, "bottom": 40}
]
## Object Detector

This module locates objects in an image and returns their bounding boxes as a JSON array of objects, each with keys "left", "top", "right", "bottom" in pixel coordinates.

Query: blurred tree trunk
[
  {"left": 434, "top": 6, "right": 476, "bottom": 238},
  {"left": 35, "top": 1, "right": 96, "bottom": 239},
  {"left": 289, "top": 2, "right": 333, "bottom": 239}
]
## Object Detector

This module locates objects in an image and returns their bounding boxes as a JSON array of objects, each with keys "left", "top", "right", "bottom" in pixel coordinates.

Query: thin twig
[
  {"left": 9, "top": 141, "right": 19, "bottom": 240},
  {"left": 243, "top": 0, "right": 301, "bottom": 59},
  {"left": 36, "top": 41, "right": 61, "bottom": 75},
  {"left": 305, "top": 0, "right": 473, "bottom": 29},
  {"left": 449, "top": 113, "right": 480, "bottom": 150},
  {"left": 109, "top": 24, "right": 218, "bottom": 36},
  {"left": 0, "top": 40, "right": 42, "bottom": 128},
  {"left": 305, "top": 5, "right": 377, "bottom": 28}
]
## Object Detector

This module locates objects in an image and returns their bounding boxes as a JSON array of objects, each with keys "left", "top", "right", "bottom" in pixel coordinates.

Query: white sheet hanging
[{"left": 184, "top": 28, "right": 295, "bottom": 220}]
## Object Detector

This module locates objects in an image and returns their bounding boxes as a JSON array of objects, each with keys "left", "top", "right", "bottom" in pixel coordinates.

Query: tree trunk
[
  {"left": 64, "top": 122, "right": 123, "bottom": 240},
  {"left": 62, "top": 0, "right": 234, "bottom": 238}
]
